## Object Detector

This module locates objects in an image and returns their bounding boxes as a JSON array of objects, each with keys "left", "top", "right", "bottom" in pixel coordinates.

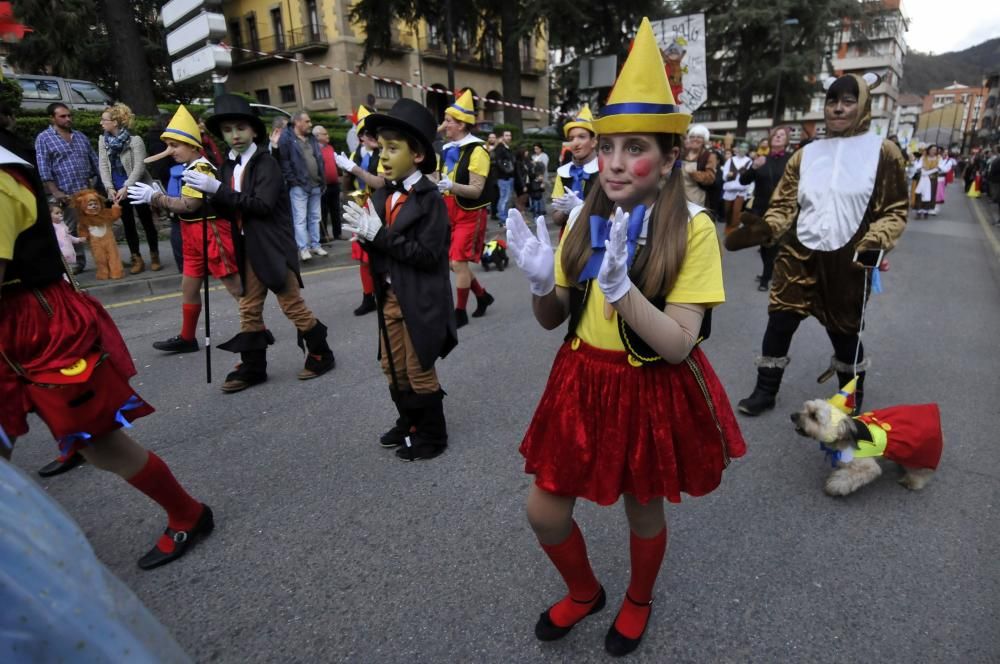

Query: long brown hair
[{"left": 560, "top": 133, "right": 689, "bottom": 300}]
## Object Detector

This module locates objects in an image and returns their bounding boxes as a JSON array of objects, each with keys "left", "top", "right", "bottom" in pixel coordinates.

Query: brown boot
[
  {"left": 129, "top": 253, "right": 145, "bottom": 274},
  {"left": 149, "top": 251, "right": 162, "bottom": 271}
]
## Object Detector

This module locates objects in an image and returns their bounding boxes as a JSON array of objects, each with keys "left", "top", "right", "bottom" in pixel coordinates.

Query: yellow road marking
[
  {"left": 102, "top": 264, "right": 355, "bottom": 310},
  {"left": 968, "top": 198, "right": 1000, "bottom": 262}
]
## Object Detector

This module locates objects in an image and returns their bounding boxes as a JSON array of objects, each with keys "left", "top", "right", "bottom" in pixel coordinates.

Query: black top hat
[
  {"left": 362, "top": 99, "right": 438, "bottom": 174},
  {"left": 206, "top": 94, "right": 267, "bottom": 143}
]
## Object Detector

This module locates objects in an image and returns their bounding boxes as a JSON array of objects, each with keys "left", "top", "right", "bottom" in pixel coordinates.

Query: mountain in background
[{"left": 900, "top": 37, "right": 1000, "bottom": 95}]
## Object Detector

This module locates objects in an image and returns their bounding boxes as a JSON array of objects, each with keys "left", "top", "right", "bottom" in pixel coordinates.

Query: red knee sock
[
  {"left": 540, "top": 521, "right": 602, "bottom": 628},
  {"left": 470, "top": 278, "right": 486, "bottom": 297},
  {"left": 456, "top": 287, "right": 470, "bottom": 310},
  {"left": 359, "top": 263, "right": 374, "bottom": 295},
  {"left": 127, "top": 452, "right": 204, "bottom": 554},
  {"left": 614, "top": 527, "right": 667, "bottom": 639},
  {"left": 181, "top": 303, "right": 202, "bottom": 341}
]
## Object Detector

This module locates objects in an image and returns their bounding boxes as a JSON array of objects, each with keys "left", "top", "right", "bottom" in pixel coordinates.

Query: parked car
[
  {"left": 201, "top": 102, "right": 291, "bottom": 123},
  {"left": 524, "top": 125, "right": 560, "bottom": 138},
  {"left": 14, "top": 74, "right": 113, "bottom": 112}
]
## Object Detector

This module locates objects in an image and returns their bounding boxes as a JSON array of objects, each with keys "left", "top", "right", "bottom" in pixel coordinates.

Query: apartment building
[{"left": 220, "top": 0, "right": 549, "bottom": 126}]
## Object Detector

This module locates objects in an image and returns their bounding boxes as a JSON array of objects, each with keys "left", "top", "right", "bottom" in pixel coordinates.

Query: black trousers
[
  {"left": 319, "top": 183, "right": 342, "bottom": 240},
  {"left": 120, "top": 198, "right": 158, "bottom": 256},
  {"left": 761, "top": 310, "right": 864, "bottom": 365}
]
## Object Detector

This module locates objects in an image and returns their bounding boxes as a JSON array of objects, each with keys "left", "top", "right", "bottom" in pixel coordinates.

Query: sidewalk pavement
[{"left": 75, "top": 236, "right": 359, "bottom": 305}]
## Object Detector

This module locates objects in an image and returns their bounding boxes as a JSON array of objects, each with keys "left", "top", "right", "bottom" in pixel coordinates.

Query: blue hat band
[
  {"left": 163, "top": 128, "right": 200, "bottom": 143},
  {"left": 449, "top": 103, "right": 473, "bottom": 116},
  {"left": 600, "top": 102, "right": 680, "bottom": 117}
]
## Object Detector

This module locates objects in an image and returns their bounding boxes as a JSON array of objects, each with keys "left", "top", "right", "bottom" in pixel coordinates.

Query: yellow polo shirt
[
  {"left": 0, "top": 169, "right": 37, "bottom": 261},
  {"left": 554, "top": 210, "right": 725, "bottom": 350}
]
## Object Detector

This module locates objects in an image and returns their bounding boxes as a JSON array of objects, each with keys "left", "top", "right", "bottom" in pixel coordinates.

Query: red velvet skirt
[
  {"left": 519, "top": 340, "right": 746, "bottom": 505},
  {"left": 0, "top": 280, "right": 153, "bottom": 450}
]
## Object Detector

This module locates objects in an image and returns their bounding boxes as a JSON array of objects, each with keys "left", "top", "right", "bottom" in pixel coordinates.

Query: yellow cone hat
[
  {"left": 563, "top": 104, "right": 595, "bottom": 137},
  {"left": 593, "top": 18, "right": 691, "bottom": 136},
  {"left": 445, "top": 89, "right": 476, "bottom": 125},
  {"left": 160, "top": 104, "right": 202, "bottom": 149},
  {"left": 828, "top": 377, "right": 858, "bottom": 415},
  {"left": 355, "top": 105, "right": 372, "bottom": 132}
]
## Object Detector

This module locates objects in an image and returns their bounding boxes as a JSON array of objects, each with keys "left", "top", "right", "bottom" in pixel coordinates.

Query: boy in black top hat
[
  {"left": 342, "top": 98, "right": 457, "bottom": 461},
  {"left": 182, "top": 94, "right": 336, "bottom": 392}
]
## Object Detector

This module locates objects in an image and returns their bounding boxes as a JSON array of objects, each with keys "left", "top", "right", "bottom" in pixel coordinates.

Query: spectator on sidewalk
[
  {"left": 98, "top": 103, "right": 160, "bottom": 274},
  {"left": 278, "top": 111, "right": 327, "bottom": 262},
  {"left": 35, "top": 102, "right": 99, "bottom": 273},
  {"left": 494, "top": 130, "right": 516, "bottom": 224},
  {"left": 313, "top": 124, "right": 342, "bottom": 241}
]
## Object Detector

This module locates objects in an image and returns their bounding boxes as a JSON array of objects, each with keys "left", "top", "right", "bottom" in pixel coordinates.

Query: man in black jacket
[
  {"left": 343, "top": 98, "right": 457, "bottom": 461},
  {"left": 181, "top": 94, "right": 336, "bottom": 393}
]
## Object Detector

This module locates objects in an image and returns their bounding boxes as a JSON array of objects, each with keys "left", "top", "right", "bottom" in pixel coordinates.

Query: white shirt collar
[
  {"left": 228, "top": 142, "right": 257, "bottom": 164},
  {"left": 230, "top": 143, "right": 257, "bottom": 193},
  {"left": 442, "top": 133, "right": 483, "bottom": 150}
]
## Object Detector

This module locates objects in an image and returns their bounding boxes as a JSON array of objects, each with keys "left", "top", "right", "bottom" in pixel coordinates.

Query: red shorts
[
  {"left": 0, "top": 280, "right": 154, "bottom": 454},
  {"left": 350, "top": 238, "right": 369, "bottom": 263},
  {"left": 445, "top": 197, "right": 487, "bottom": 263},
  {"left": 181, "top": 218, "right": 237, "bottom": 279}
]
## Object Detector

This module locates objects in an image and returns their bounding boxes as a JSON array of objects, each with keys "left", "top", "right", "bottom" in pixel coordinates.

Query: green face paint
[{"left": 219, "top": 121, "right": 257, "bottom": 154}]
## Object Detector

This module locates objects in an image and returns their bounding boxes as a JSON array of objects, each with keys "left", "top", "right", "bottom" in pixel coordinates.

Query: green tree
[{"left": 677, "top": 0, "right": 864, "bottom": 135}]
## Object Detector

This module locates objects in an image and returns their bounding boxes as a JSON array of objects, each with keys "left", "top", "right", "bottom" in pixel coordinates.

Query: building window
[
  {"left": 246, "top": 14, "right": 259, "bottom": 51},
  {"left": 229, "top": 20, "right": 242, "bottom": 51},
  {"left": 520, "top": 96, "right": 535, "bottom": 111},
  {"left": 306, "top": 0, "right": 320, "bottom": 41},
  {"left": 375, "top": 80, "right": 402, "bottom": 99},
  {"left": 255, "top": 89, "right": 271, "bottom": 105},
  {"left": 280, "top": 85, "right": 296, "bottom": 104},
  {"left": 311, "top": 79, "right": 332, "bottom": 100},
  {"left": 427, "top": 21, "right": 440, "bottom": 48},
  {"left": 271, "top": 8, "right": 285, "bottom": 51}
]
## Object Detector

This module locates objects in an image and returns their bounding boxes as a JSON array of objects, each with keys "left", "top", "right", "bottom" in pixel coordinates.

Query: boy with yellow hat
[
  {"left": 128, "top": 105, "right": 242, "bottom": 356},
  {"left": 505, "top": 18, "right": 745, "bottom": 657},
  {"left": 550, "top": 104, "right": 598, "bottom": 228},
  {"left": 437, "top": 88, "right": 496, "bottom": 327}
]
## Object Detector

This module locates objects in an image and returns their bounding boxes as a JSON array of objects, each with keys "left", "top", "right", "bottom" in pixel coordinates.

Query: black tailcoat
[
  {"left": 365, "top": 176, "right": 457, "bottom": 369},
  {"left": 213, "top": 149, "right": 302, "bottom": 294}
]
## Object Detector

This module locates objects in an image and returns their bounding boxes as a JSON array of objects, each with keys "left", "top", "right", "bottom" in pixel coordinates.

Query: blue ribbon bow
[
  {"left": 578, "top": 205, "right": 646, "bottom": 283},
  {"left": 443, "top": 145, "right": 461, "bottom": 172},
  {"left": 568, "top": 163, "right": 590, "bottom": 197},
  {"left": 818, "top": 442, "right": 843, "bottom": 468}
]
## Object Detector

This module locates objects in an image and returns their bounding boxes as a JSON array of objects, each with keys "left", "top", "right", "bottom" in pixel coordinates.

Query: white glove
[
  {"left": 341, "top": 199, "right": 383, "bottom": 241},
  {"left": 181, "top": 169, "right": 221, "bottom": 195},
  {"left": 437, "top": 175, "right": 453, "bottom": 194},
  {"left": 597, "top": 207, "right": 633, "bottom": 303},
  {"left": 506, "top": 208, "right": 555, "bottom": 297},
  {"left": 551, "top": 190, "right": 582, "bottom": 213},
  {"left": 127, "top": 182, "right": 155, "bottom": 205},
  {"left": 335, "top": 151, "right": 356, "bottom": 173}
]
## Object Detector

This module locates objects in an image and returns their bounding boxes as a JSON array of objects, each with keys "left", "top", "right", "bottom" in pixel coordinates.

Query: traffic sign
[
  {"left": 171, "top": 44, "right": 232, "bottom": 83},
  {"left": 162, "top": 0, "right": 221, "bottom": 30},
  {"left": 166, "top": 12, "right": 227, "bottom": 57}
]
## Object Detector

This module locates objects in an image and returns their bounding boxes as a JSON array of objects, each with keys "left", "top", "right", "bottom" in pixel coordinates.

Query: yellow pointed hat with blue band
[
  {"left": 445, "top": 89, "right": 476, "bottom": 125},
  {"left": 563, "top": 104, "right": 595, "bottom": 137},
  {"left": 355, "top": 105, "right": 372, "bottom": 132},
  {"left": 160, "top": 104, "right": 202, "bottom": 149},
  {"left": 593, "top": 18, "right": 691, "bottom": 136},
  {"left": 828, "top": 377, "right": 858, "bottom": 415}
]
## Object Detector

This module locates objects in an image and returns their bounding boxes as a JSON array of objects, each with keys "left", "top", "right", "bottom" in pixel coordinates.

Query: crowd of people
[{"left": 1, "top": 19, "right": 996, "bottom": 658}]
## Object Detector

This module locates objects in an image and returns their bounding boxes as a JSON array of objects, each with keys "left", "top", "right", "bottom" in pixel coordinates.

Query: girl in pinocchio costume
[
  {"left": 0, "top": 138, "right": 213, "bottom": 570},
  {"left": 438, "top": 89, "right": 496, "bottom": 328},
  {"left": 178, "top": 94, "right": 336, "bottom": 393},
  {"left": 335, "top": 106, "right": 386, "bottom": 317},
  {"left": 550, "top": 105, "right": 599, "bottom": 230},
  {"left": 128, "top": 105, "right": 242, "bottom": 355},
  {"left": 505, "top": 19, "right": 746, "bottom": 656},
  {"left": 726, "top": 73, "right": 909, "bottom": 416},
  {"left": 341, "top": 99, "right": 458, "bottom": 462}
]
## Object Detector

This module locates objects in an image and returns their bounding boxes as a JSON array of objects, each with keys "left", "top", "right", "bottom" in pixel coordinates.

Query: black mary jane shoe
[
  {"left": 137, "top": 504, "right": 215, "bottom": 570},
  {"left": 534, "top": 586, "right": 606, "bottom": 641},
  {"left": 37, "top": 452, "right": 85, "bottom": 478},
  {"left": 604, "top": 593, "right": 653, "bottom": 657}
]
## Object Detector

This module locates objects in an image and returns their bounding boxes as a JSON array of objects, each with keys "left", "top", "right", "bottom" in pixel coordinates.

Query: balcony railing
[
  {"left": 417, "top": 36, "right": 547, "bottom": 76},
  {"left": 232, "top": 25, "right": 328, "bottom": 66}
]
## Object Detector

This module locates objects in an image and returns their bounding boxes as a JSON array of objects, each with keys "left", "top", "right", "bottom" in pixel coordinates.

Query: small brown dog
[
  {"left": 72, "top": 189, "right": 123, "bottom": 280},
  {"left": 791, "top": 383, "right": 942, "bottom": 496}
]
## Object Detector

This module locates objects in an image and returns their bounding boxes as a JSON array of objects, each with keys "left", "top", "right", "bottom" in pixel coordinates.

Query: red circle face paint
[
  {"left": 597, "top": 156, "right": 605, "bottom": 172},
  {"left": 630, "top": 157, "right": 653, "bottom": 178}
]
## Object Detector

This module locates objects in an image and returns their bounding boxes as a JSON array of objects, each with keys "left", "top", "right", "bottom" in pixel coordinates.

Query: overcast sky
[{"left": 903, "top": 0, "right": 1000, "bottom": 54}]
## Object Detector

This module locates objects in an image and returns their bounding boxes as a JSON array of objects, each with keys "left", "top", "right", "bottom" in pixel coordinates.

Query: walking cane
[{"left": 202, "top": 208, "right": 212, "bottom": 384}]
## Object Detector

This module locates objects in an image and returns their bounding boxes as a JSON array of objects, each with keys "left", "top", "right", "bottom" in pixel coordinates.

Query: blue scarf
[
  {"left": 577, "top": 205, "right": 646, "bottom": 283},
  {"left": 443, "top": 145, "right": 461, "bottom": 172},
  {"left": 568, "top": 163, "right": 590, "bottom": 197}
]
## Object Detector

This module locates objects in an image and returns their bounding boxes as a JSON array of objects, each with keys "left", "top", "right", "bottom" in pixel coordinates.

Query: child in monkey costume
[{"left": 71, "top": 189, "right": 123, "bottom": 280}]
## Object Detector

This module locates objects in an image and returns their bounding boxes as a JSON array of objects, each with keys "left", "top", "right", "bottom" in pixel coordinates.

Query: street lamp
[{"left": 772, "top": 18, "right": 800, "bottom": 126}]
